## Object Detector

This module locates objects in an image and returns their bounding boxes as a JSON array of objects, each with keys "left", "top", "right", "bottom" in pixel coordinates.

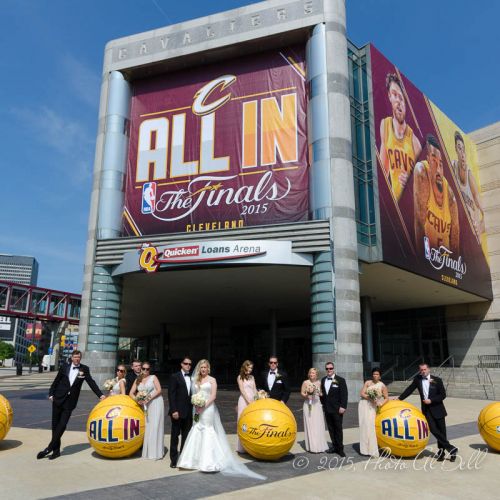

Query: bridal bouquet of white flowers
[
  {"left": 191, "top": 392, "right": 207, "bottom": 422},
  {"left": 103, "top": 378, "right": 116, "bottom": 391}
]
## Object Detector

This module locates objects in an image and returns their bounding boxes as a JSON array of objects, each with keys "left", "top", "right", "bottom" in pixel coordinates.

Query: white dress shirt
[
  {"left": 325, "top": 373, "right": 335, "bottom": 393},
  {"left": 422, "top": 375, "right": 430, "bottom": 400},
  {"left": 69, "top": 364, "right": 80, "bottom": 386},
  {"left": 267, "top": 370, "right": 276, "bottom": 390},
  {"left": 182, "top": 370, "right": 191, "bottom": 395}
]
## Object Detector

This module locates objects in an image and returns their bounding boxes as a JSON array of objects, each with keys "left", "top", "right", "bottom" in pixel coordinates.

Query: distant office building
[{"left": 0, "top": 254, "right": 39, "bottom": 285}]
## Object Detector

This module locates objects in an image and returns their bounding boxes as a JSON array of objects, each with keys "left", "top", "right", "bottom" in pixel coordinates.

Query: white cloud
[
  {"left": 61, "top": 53, "right": 100, "bottom": 108},
  {"left": 12, "top": 105, "right": 94, "bottom": 184}
]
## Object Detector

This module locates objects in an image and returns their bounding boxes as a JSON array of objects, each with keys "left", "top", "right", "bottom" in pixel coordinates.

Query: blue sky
[{"left": 1, "top": 0, "right": 498, "bottom": 293}]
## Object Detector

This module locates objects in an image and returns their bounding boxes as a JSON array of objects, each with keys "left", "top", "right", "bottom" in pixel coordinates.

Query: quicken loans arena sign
[{"left": 122, "top": 46, "right": 309, "bottom": 236}]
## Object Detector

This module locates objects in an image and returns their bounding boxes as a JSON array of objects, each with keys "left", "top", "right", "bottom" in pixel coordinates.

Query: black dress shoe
[
  {"left": 326, "top": 447, "right": 335, "bottom": 454},
  {"left": 49, "top": 450, "right": 61, "bottom": 460},
  {"left": 37, "top": 448, "right": 51, "bottom": 460},
  {"left": 449, "top": 448, "right": 458, "bottom": 462},
  {"left": 336, "top": 450, "right": 346, "bottom": 458},
  {"left": 170, "top": 462, "right": 177, "bottom": 468}
]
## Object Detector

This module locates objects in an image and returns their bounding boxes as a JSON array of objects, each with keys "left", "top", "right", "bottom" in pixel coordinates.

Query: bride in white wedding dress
[{"left": 177, "top": 359, "right": 265, "bottom": 480}]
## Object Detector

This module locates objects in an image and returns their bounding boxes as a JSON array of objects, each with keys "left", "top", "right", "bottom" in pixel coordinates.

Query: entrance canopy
[{"left": 119, "top": 265, "right": 311, "bottom": 338}]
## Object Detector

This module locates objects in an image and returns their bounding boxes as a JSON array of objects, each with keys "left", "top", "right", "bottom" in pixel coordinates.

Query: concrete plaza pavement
[{"left": 0, "top": 371, "right": 499, "bottom": 500}]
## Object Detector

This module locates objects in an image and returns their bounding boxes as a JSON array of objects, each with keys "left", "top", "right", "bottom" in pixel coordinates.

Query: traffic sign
[{"left": 28, "top": 345, "right": 36, "bottom": 354}]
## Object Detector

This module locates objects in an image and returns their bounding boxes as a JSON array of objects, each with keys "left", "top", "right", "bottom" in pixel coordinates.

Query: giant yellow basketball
[
  {"left": 238, "top": 398, "right": 297, "bottom": 460},
  {"left": 0, "top": 394, "right": 14, "bottom": 441},
  {"left": 86, "top": 395, "right": 145, "bottom": 458},
  {"left": 375, "top": 400, "right": 430, "bottom": 457},
  {"left": 477, "top": 402, "right": 500, "bottom": 452}
]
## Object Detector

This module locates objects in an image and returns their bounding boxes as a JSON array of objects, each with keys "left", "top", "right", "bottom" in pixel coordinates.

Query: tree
[{"left": 0, "top": 341, "right": 15, "bottom": 366}]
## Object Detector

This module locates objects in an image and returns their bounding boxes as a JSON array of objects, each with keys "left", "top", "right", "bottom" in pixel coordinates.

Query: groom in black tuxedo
[
  {"left": 399, "top": 362, "right": 457, "bottom": 461},
  {"left": 260, "top": 355, "right": 290, "bottom": 403},
  {"left": 320, "top": 361, "right": 348, "bottom": 457},
  {"left": 37, "top": 350, "right": 104, "bottom": 460},
  {"left": 168, "top": 357, "right": 193, "bottom": 468}
]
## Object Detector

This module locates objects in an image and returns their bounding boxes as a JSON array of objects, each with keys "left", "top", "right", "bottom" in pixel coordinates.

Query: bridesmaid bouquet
[
  {"left": 136, "top": 389, "right": 152, "bottom": 416},
  {"left": 305, "top": 382, "right": 319, "bottom": 415},
  {"left": 191, "top": 392, "right": 207, "bottom": 422},
  {"left": 103, "top": 378, "right": 116, "bottom": 391},
  {"left": 254, "top": 390, "right": 269, "bottom": 400},
  {"left": 366, "top": 386, "right": 382, "bottom": 412}
]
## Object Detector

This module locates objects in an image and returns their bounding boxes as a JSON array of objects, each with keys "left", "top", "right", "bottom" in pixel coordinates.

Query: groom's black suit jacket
[
  {"left": 399, "top": 374, "right": 448, "bottom": 419},
  {"left": 168, "top": 371, "right": 192, "bottom": 419},
  {"left": 320, "top": 375, "right": 348, "bottom": 413},
  {"left": 49, "top": 363, "right": 103, "bottom": 410}
]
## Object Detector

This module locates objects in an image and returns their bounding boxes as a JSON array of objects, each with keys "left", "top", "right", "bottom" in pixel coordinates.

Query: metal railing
[
  {"left": 478, "top": 354, "right": 500, "bottom": 368},
  {"left": 433, "top": 355, "right": 455, "bottom": 387},
  {"left": 381, "top": 356, "right": 399, "bottom": 383},
  {"left": 403, "top": 356, "right": 425, "bottom": 381}
]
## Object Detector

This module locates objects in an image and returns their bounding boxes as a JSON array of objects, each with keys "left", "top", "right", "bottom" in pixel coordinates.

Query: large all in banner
[
  {"left": 122, "top": 46, "right": 309, "bottom": 236},
  {"left": 370, "top": 45, "right": 492, "bottom": 299}
]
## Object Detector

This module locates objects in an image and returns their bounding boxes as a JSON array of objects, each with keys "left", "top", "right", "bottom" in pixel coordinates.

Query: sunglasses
[
  {"left": 326, "top": 367, "right": 334, "bottom": 370},
  {"left": 269, "top": 361, "right": 278, "bottom": 364},
  {"left": 142, "top": 367, "right": 151, "bottom": 371},
  {"left": 182, "top": 362, "right": 192, "bottom": 366},
  {"left": 117, "top": 369, "right": 125, "bottom": 373}
]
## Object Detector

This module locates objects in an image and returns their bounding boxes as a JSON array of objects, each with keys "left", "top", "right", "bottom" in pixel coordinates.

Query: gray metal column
[
  {"left": 80, "top": 70, "right": 131, "bottom": 385},
  {"left": 324, "top": 0, "right": 363, "bottom": 399},
  {"left": 307, "top": 23, "right": 336, "bottom": 369}
]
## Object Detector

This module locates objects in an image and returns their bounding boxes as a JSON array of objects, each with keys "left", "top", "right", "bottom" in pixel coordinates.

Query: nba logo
[
  {"left": 142, "top": 182, "right": 156, "bottom": 214},
  {"left": 424, "top": 236, "right": 431, "bottom": 260}
]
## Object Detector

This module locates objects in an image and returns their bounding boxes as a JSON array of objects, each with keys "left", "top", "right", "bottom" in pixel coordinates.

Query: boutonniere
[
  {"left": 331, "top": 379, "right": 338, "bottom": 385},
  {"left": 275, "top": 374, "right": 282, "bottom": 380},
  {"left": 78, "top": 370, "right": 85, "bottom": 378},
  {"left": 429, "top": 378, "right": 436, "bottom": 384}
]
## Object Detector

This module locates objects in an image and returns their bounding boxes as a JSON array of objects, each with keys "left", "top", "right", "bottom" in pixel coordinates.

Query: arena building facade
[{"left": 79, "top": 0, "right": 500, "bottom": 399}]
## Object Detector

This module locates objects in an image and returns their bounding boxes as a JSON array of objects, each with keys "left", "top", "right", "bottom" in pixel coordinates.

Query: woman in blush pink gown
[
  {"left": 301, "top": 368, "right": 328, "bottom": 453},
  {"left": 236, "top": 360, "right": 257, "bottom": 453}
]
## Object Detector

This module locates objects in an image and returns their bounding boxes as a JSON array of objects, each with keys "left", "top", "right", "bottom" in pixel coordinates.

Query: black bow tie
[
  {"left": 184, "top": 373, "right": 190, "bottom": 377},
  {"left": 327, "top": 377, "right": 333, "bottom": 381},
  {"left": 270, "top": 371, "right": 276, "bottom": 375},
  {"left": 73, "top": 366, "right": 80, "bottom": 370}
]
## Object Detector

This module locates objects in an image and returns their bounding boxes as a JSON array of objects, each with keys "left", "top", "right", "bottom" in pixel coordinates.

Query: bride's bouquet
[
  {"left": 191, "top": 392, "right": 207, "bottom": 422},
  {"left": 136, "top": 389, "right": 152, "bottom": 416},
  {"left": 103, "top": 378, "right": 116, "bottom": 391},
  {"left": 304, "top": 382, "right": 319, "bottom": 415},
  {"left": 254, "top": 390, "right": 269, "bottom": 400}
]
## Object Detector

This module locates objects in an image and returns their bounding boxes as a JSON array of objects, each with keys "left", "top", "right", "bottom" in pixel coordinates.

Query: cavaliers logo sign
[{"left": 86, "top": 396, "right": 145, "bottom": 458}]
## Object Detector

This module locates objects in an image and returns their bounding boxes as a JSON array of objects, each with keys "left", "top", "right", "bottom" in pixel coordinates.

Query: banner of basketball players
[
  {"left": 122, "top": 46, "right": 309, "bottom": 237},
  {"left": 371, "top": 45, "right": 492, "bottom": 298}
]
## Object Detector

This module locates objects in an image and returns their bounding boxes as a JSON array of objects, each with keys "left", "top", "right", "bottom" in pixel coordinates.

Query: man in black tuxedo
[
  {"left": 37, "top": 350, "right": 105, "bottom": 460},
  {"left": 168, "top": 357, "right": 193, "bottom": 468},
  {"left": 399, "top": 362, "right": 457, "bottom": 461},
  {"left": 260, "top": 355, "right": 290, "bottom": 403},
  {"left": 320, "top": 361, "right": 348, "bottom": 457},
  {"left": 125, "top": 359, "right": 142, "bottom": 394}
]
